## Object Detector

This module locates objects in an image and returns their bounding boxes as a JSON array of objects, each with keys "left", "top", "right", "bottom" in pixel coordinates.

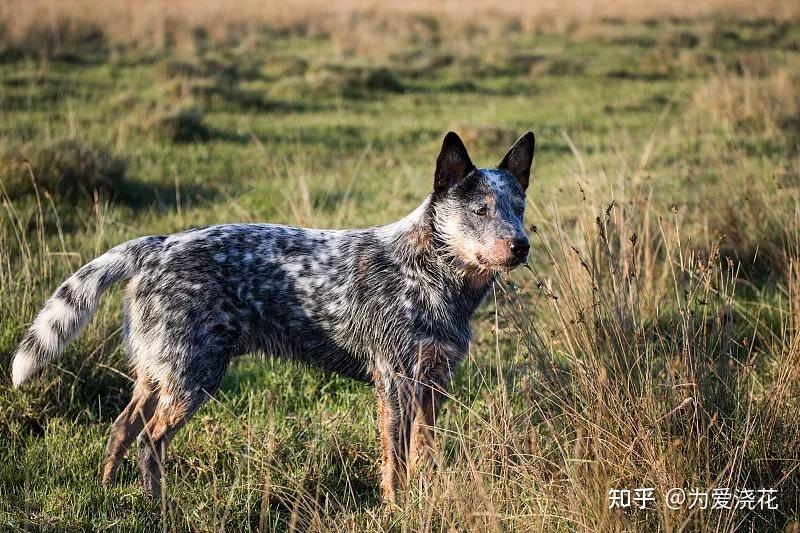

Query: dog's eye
[{"left": 472, "top": 205, "right": 489, "bottom": 217}]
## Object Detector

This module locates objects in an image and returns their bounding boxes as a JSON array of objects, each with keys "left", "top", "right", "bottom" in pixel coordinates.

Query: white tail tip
[{"left": 11, "top": 351, "right": 39, "bottom": 388}]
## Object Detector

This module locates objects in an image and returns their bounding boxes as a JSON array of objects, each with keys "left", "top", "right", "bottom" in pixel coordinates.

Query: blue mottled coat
[{"left": 11, "top": 131, "right": 535, "bottom": 501}]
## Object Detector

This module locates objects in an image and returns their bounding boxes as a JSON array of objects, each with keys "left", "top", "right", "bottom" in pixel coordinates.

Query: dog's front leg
[
  {"left": 407, "top": 342, "right": 457, "bottom": 477},
  {"left": 407, "top": 380, "right": 445, "bottom": 477},
  {"left": 373, "top": 366, "right": 414, "bottom": 503}
]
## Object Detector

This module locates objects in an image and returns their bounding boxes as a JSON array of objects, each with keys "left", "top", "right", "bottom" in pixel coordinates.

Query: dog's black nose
[{"left": 509, "top": 239, "right": 530, "bottom": 260}]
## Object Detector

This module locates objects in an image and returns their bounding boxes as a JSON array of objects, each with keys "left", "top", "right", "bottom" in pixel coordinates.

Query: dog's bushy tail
[{"left": 11, "top": 235, "right": 165, "bottom": 388}]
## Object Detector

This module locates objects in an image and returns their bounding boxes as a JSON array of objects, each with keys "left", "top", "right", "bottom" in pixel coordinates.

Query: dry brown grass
[
  {"left": 693, "top": 67, "right": 800, "bottom": 137},
  {"left": 2, "top": 0, "right": 800, "bottom": 57}
]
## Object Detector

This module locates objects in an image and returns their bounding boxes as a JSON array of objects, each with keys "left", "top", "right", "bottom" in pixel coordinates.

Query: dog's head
[{"left": 430, "top": 131, "right": 534, "bottom": 277}]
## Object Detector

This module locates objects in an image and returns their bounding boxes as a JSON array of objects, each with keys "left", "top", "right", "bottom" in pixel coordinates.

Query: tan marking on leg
[
  {"left": 101, "top": 378, "right": 158, "bottom": 485},
  {"left": 375, "top": 369, "right": 414, "bottom": 503},
  {"left": 408, "top": 388, "right": 439, "bottom": 477},
  {"left": 408, "top": 342, "right": 455, "bottom": 477},
  {"left": 375, "top": 370, "right": 398, "bottom": 503},
  {"left": 137, "top": 396, "right": 194, "bottom": 499}
]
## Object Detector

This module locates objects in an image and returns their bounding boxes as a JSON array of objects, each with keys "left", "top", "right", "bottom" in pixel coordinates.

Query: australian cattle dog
[{"left": 11, "top": 131, "right": 535, "bottom": 501}]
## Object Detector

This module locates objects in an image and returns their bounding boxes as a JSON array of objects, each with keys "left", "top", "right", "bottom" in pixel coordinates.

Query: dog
[{"left": 10, "top": 131, "right": 534, "bottom": 501}]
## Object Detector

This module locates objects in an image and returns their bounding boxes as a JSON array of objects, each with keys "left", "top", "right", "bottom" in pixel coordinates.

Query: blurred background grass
[{"left": 0, "top": 1, "right": 799, "bottom": 531}]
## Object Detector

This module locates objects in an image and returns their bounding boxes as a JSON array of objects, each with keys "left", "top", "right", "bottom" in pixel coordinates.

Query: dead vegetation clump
[
  {"left": 145, "top": 106, "right": 211, "bottom": 143},
  {"left": 155, "top": 52, "right": 271, "bottom": 111},
  {"left": 280, "top": 64, "right": 404, "bottom": 99},
  {"left": 158, "top": 55, "right": 264, "bottom": 84},
  {"left": 680, "top": 65, "right": 800, "bottom": 285},
  {"left": 692, "top": 67, "right": 800, "bottom": 140},
  {"left": 1, "top": 139, "right": 128, "bottom": 203}
]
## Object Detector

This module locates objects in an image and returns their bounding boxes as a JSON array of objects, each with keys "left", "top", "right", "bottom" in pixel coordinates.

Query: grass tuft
[
  {"left": 148, "top": 106, "right": 211, "bottom": 143},
  {"left": 1, "top": 139, "right": 127, "bottom": 204}
]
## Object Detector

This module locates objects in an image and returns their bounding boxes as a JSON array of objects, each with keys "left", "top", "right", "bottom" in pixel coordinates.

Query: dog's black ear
[
  {"left": 499, "top": 132, "right": 535, "bottom": 191},
  {"left": 434, "top": 132, "right": 475, "bottom": 192}
]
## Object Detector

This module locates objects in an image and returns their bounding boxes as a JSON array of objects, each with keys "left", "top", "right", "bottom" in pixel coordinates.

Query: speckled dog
[{"left": 11, "top": 131, "right": 534, "bottom": 501}]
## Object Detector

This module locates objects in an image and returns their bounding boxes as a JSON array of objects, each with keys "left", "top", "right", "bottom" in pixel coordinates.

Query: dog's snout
[{"left": 509, "top": 238, "right": 530, "bottom": 260}]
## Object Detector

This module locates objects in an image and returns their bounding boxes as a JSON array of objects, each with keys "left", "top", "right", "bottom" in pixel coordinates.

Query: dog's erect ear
[
  {"left": 499, "top": 132, "right": 535, "bottom": 191},
  {"left": 434, "top": 132, "right": 475, "bottom": 192}
]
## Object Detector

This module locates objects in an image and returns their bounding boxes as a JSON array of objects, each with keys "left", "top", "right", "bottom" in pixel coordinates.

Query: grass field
[{"left": 1, "top": 2, "right": 800, "bottom": 531}]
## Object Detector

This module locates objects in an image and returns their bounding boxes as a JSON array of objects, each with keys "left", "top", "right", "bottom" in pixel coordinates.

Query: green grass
[{"left": 1, "top": 14, "right": 800, "bottom": 531}]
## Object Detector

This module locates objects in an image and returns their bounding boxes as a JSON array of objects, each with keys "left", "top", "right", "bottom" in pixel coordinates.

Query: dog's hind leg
[
  {"left": 136, "top": 394, "right": 195, "bottom": 499},
  {"left": 101, "top": 377, "right": 158, "bottom": 485},
  {"left": 136, "top": 360, "right": 227, "bottom": 499}
]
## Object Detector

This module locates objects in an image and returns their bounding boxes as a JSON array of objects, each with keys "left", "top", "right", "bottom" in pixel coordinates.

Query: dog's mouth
[{"left": 475, "top": 253, "right": 525, "bottom": 272}]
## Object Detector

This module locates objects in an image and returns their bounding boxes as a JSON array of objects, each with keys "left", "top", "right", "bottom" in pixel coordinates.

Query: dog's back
[{"left": 126, "top": 222, "right": 390, "bottom": 387}]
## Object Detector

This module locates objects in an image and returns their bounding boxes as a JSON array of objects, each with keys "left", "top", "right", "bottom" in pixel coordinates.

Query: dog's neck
[{"left": 379, "top": 197, "right": 496, "bottom": 291}]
